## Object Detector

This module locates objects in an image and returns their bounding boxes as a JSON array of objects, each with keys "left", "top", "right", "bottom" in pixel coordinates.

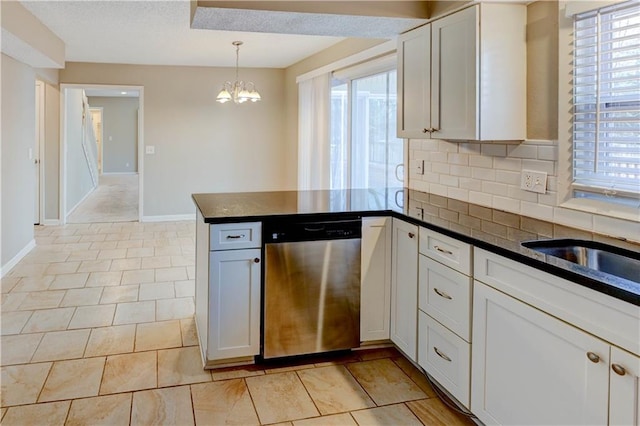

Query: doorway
[
  {"left": 34, "top": 80, "right": 45, "bottom": 225},
  {"left": 60, "top": 84, "right": 144, "bottom": 224}
]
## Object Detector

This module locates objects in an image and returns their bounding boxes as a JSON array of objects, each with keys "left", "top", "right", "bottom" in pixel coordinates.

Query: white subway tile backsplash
[
  {"left": 409, "top": 139, "right": 423, "bottom": 150},
  {"left": 493, "top": 196, "right": 521, "bottom": 213},
  {"left": 469, "top": 191, "right": 492, "bottom": 207},
  {"left": 537, "top": 192, "right": 558, "bottom": 207},
  {"left": 469, "top": 155, "right": 493, "bottom": 168},
  {"left": 448, "top": 187, "right": 469, "bottom": 201},
  {"left": 472, "top": 167, "right": 496, "bottom": 181},
  {"left": 460, "top": 178, "right": 483, "bottom": 191},
  {"left": 459, "top": 143, "right": 481, "bottom": 155},
  {"left": 522, "top": 159, "right": 555, "bottom": 175},
  {"left": 521, "top": 201, "right": 554, "bottom": 221},
  {"left": 537, "top": 145, "right": 557, "bottom": 161},
  {"left": 507, "top": 144, "right": 538, "bottom": 159},
  {"left": 481, "top": 144, "right": 507, "bottom": 157},
  {"left": 421, "top": 139, "right": 440, "bottom": 151},
  {"left": 495, "top": 170, "right": 521, "bottom": 186},
  {"left": 507, "top": 185, "right": 539, "bottom": 202},
  {"left": 554, "top": 207, "right": 594, "bottom": 230},
  {"left": 448, "top": 153, "right": 469, "bottom": 165},
  {"left": 438, "top": 140, "right": 459, "bottom": 153},
  {"left": 440, "top": 175, "right": 459, "bottom": 187},
  {"left": 493, "top": 157, "right": 523, "bottom": 171},
  {"left": 412, "top": 180, "right": 430, "bottom": 193},
  {"left": 593, "top": 215, "right": 640, "bottom": 242},
  {"left": 482, "top": 181, "right": 509, "bottom": 197},
  {"left": 430, "top": 152, "right": 448, "bottom": 163},
  {"left": 430, "top": 183, "right": 449, "bottom": 197},
  {"left": 450, "top": 165, "right": 471, "bottom": 177},
  {"left": 432, "top": 162, "right": 450, "bottom": 175}
]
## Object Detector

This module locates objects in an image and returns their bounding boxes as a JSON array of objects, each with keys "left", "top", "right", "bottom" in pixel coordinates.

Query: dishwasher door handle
[{"left": 303, "top": 226, "right": 326, "bottom": 232}]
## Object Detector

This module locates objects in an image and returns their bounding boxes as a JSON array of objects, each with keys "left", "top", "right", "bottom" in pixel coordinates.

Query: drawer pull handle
[
  {"left": 254, "top": 258, "right": 260, "bottom": 264},
  {"left": 434, "top": 288, "right": 452, "bottom": 300},
  {"left": 434, "top": 347, "right": 452, "bottom": 362},
  {"left": 612, "top": 364, "right": 626, "bottom": 376},
  {"left": 587, "top": 352, "right": 600, "bottom": 363},
  {"left": 226, "top": 234, "right": 245, "bottom": 239},
  {"left": 434, "top": 245, "right": 453, "bottom": 255},
  {"left": 408, "top": 232, "right": 415, "bottom": 239}
]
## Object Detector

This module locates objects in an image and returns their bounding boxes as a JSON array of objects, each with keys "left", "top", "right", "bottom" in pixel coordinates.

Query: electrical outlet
[
  {"left": 415, "top": 159, "right": 425, "bottom": 175},
  {"left": 145, "top": 146, "right": 155, "bottom": 155},
  {"left": 521, "top": 169, "right": 547, "bottom": 194}
]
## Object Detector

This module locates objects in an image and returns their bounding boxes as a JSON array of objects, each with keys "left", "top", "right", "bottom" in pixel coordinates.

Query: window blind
[{"left": 573, "top": 0, "right": 640, "bottom": 196}]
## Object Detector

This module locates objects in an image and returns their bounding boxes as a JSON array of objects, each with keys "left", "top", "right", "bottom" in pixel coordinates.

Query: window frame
[{"left": 558, "top": 0, "right": 640, "bottom": 222}]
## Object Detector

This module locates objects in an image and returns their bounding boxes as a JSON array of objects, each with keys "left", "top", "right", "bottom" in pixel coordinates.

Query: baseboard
[
  {"left": 1, "top": 239, "right": 36, "bottom": 278},
  {"left": 141, "top": 214, "right": 196, "bottom": 222},
  {"left": 42, "top": 219, "right": 61, "bottom": 226},
  {"left": 101, "top": 172, "right": 138, "bottom": 175}
]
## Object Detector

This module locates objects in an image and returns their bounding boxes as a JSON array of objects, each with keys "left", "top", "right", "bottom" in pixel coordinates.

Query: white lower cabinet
[
  {"left": 610, "top": 346, "right": 640, "bottom": 426},
  {"left": 390, "top": 218, "right": 419, "bottom": 361},
  {"left": 471, "top": 281, "right": 610, "bottom": 425},
  {"left": 361, "top": 217, "right": 392, "bottom": 342},
  {"left": 418, "top": 311, "right": 470, "bottom": 408},
  {"left": 208, "top": 248, "right": 261, "bottom": 361}
]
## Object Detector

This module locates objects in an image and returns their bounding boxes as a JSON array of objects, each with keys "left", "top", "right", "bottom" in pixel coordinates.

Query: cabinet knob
[
  {"left": 586, "top": 352, "right": 600, "bottom": 363},
  {"left": 429, "top": 127, "right": 440, "bottom": 133},
  {"left": 408, "top": 232, "right": 415, "bottom": 239},
  {"left": 253, "top": 258, "right": 260, "bottom": 263},
  {"left": 422, "top": 128, "right": 429, "bottom": 133},
  {"left": 611, "top": 363, "right": 626, "bottom": 376}
]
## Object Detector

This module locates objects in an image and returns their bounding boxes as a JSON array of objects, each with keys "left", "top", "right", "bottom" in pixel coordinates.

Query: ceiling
[{"left": 18, "top": 0, "right": 421, "bottom": 69}]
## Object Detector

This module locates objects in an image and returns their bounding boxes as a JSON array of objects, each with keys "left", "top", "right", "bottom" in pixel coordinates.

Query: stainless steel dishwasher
[{"left": 263, "top": 217, "right": 361, "bottom": 359}]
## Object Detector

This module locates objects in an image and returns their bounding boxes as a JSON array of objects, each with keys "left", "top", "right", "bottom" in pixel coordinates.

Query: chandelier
[{"left": 216, "top": 41, "right": 261, "bottom": 104}]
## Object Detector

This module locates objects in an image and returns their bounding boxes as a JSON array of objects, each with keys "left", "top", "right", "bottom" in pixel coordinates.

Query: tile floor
[
  {"left": 66, "top": 174, "right": 139, "bottom": 224},
  {"left": 1, "top": 221, "right": 474, "bottom": 425}
]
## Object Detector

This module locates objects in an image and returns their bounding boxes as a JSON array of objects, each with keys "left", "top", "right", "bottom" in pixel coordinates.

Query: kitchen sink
[{"left": 522, "top": 239, "right": 640, "bottom": 284}]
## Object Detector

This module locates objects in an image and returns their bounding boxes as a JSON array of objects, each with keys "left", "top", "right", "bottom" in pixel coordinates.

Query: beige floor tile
[
  {"left": 121, "top": 268, "right": 155, "bottom": 285},
  {"left": 45, "top": 261, "right": 80, "bottom": 275},
  {"left": 298, "top": 365, "right": 375, "bottom": 415},
  {"left": 91, "top": 241, "right": 119, "bottom": 251},
  {"left": 113, "top": 300, "right": 156, "bottom": 325},
  {"left": 11, "top": 275, "right": 54, "bottom": 292},
  {"left": 79, "top": 234, "right": 107, "bottom": 243},
  {"left": 347, "top": 358, "right": 426, "bottom": 406},
  {"left": 60, "top": 287, "right": 103, "bottom": 307},
  {"left": 97, "top": 248, "right": 127, "bottom": 260},
  {"left": 49, "top": 273, "right": 90, "bottom": 290},
  {"left": 7, "top": 263, "right": 48, "bottom": 278},
  {"left": 135, "top": 320, "right": 182, "bottom": 351},
  {"left": 392, "top": 356, "right": 437, "bottom": 398},
  {"left": 39, "top": 357, "right": 105, "bottom": 402},
  {"left": 158, "top": 346, "right": 211, "bottom": 387},
  {"left": 131, "top": 386, "right": 194, "bottom": 425},
  {"left": 293, "top": 413, "right": 357, "bottom": 426},
  {"left": 126, "top": 247, "right": 155, "bottom": 258},
  {"left": 110, "top": 257, "right": 142, "bottom": 271},
  {"left": 21, "top": 307, "right": 75, "bottom": 333},
  {"left": 265, "top": 364, "right": 316, "bottom": 375},
  {"left": 170, "top": 255, "right": 195, "bottom": 267},
  {"left": 1, "top": 276, "right": 21, "bottom": 293},
  {"left": 17, "top": 290, "right": 65, "bottom": 310},
  {"left": 155, "top": 246, "right": 182, "bottom": 256},
  {"left": 0, "top": 333, "right": 43, "bottom": 365},
  {"left": 77, "top": 260, "right": 112, "bottom": 273},
  {"left": 246, "top": 372, "right": 320, "bottom": 424},
  {"left": 1, "top": 292, "right": 28, "bottom": 312},
  {"left": 117, "top": 239, "right": 144, "bottom": 249},
  {"left": 1, "top": 407, "right": 5, "bottom": 420},
  {"left": 67, "top": 250, "right": 100, "bottom": 261},
  {"left": 1, "top": 401, "right": 70, "bottom": 425},
  {"left": 67, "top": 393, "right": 132, "bottom": 426},
  {"left": 86, "top": 271, "right": 122, "bottom": 287},
  {"left": 350, "top": 404, "right": 422, "bottom": 425},
  {"left": 100, "top": 351, "right": 157, "bottom": 394},
  {"left": 100, "top": 284, "right": 138, "bottom": 304},
  {"left": 0, "top": 311, "right": 33, "bottom": 335},
  {"left": 191, "top": 380, "right": 259, "bottom": 425},
  {"left": 180, "top": 317, "right": 198, "bottom": 346},
  {"left": 358, "top": 347, "right": 402, "bottom": 361},
  {"left": 211, "top": 365, "right": 265, "bottom": 381},
  {"left": 174, "top": 280, "right": 195, "bottom": 298},
  {"left": 406, "top": 398, "right": 475, "bottom": 426},
  {"left": 31, "top": 329, "right": 90, "bottom": 362},
  {"left": 156, "top": 297, "right": 194, "bottom": 321},
  {"left": 68, "top": 304, "right": 116, "bottom": 329},
  {"left": 85, "top": 324, "right": 136, "bottom": 357},
  {"left": 155, "top": 267, "right": 188, "bottom": 282},
  {"left": 0, "top": 363, "right": 52, "bottom": 406},
  {"left": 141, "top": 255, "right": 172, "bottom": 269},
  {"left": 139, "top": 281, "right": 175, "bottom": 301}
]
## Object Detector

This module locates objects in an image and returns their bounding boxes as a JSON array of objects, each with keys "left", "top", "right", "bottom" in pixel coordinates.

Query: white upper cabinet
[{"left": 397, "top": 3, "right": 526, "bottom": 141}]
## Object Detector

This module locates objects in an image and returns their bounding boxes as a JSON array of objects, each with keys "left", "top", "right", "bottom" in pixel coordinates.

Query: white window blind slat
[{"left": 572, "top": 0, "right": 640, "bottom": 195}]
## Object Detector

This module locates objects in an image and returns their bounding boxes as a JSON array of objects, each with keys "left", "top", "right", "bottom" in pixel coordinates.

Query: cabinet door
[
  {"left": 471, "top": 281, "right": 609, "bottom": 426},
  {"left": 431, "top": 5, "right": 477, "bottom": 140},
  {"left": 397, "top": 24, "right": 431, "bottom": 139},
  {"left": 390, "top": 218, "right": 419, "bottom": 361},
  {"left": 610, "top": 346, "right": 640, "bottom": 426},
  {"left": 208, "top": 249, "right": 261, "bottom": 360},
  {"left": 361, "top": 217, "right": 392, "bottom": 342}
]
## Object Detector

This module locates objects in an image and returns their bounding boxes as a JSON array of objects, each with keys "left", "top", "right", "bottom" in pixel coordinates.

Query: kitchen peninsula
[{"left": 193, "top": 188, "right": 640, "bottom": 425}]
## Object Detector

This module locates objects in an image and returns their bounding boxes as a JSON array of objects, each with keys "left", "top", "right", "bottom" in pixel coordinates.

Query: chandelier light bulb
[{"left": 216, "top": 41, "right": 261, "bottom": 105}]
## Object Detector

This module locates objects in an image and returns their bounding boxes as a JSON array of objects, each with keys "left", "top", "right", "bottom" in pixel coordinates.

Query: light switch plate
[
  {"left": 415, "top": 159, "right": 425, "bottom": 175},
  {"left": 145, "top": 146, "right": 155, "bottom": 154},
  {"left": 521, "top": 169, "right": 547, "bottom": 194}
]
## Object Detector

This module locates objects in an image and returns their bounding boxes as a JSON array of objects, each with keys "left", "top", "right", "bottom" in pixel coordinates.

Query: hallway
[{"left": 67, "top": 174, "right": 138, "bottom": 223}]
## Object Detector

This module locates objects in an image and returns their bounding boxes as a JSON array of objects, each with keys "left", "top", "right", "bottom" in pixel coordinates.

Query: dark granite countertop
[{"left": 192, "top": 188, "right": 640, "bottom": 306}]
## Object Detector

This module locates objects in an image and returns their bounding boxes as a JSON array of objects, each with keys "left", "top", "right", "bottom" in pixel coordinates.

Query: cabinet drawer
[
  {"left": 210, "top": 222, "right": 262, "bottom": 251},
  {"left": 419, "top": 255, "right": 472, "bottom": 341},
  {"left": 419, "top": 228, "right": 472, "bottom": 274},
  {"left": 418, "top": 311, "right": 470, "bottom": 408}
]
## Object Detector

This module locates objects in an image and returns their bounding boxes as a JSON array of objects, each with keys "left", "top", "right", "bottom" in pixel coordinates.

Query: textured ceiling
[{"left": 19, "top": 0, "right": 348, "bottom": 68}]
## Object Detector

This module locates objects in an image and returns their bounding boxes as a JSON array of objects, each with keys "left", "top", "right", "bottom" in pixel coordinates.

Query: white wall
[
  {"left": 44, "top": 82, "right": 60, "bottom": 221},
  {"left": 60, "top": 63, "right": 287, "bottom": 218},
  {"left": 1, "top": 54, "right": 36, "bottom": 270},
  {"left": 64, "top": 88, "right": 95, "bottom": 215},
  {"left": 87, "top": 96, "right": 139, "bottom": 173}
]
